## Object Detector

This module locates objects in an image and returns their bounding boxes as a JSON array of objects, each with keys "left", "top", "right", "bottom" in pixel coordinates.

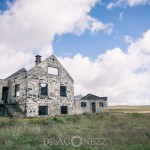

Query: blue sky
[
  {"left": 53, "top": 1, "right": 150, "bottom": 58},
  {"left": 0, "top": 0, "right": 150, "bottom": 105}
]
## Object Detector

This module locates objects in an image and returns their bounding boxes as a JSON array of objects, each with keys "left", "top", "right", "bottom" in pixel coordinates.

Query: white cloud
[
  {"left": 107, "top": 0, "right": 150, "bottom": 9},
  {"left": 127, "top": 0, "right": 150, "bottom": 6},
  {"left": 89, "top": 17, "right": 113, "bottom": 35},
  {"left": 59, "top": 30, "right": 150, "bottom": 105},
  {"left": 124, "top": 35, "right": 134, "bottom": 44},
  {"left": 0, "top": 43, "right": 33, "bottom": 79},
  {"left": 0, "top": 0, "right": 112, "bottom": 78},
  {"left": 119, "top": 12, "right": 124, "bottom": 21}
]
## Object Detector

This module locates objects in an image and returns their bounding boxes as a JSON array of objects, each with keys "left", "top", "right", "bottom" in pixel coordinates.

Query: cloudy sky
[{"left": 0, "top": 0, "right": 150, "bottom": 105}]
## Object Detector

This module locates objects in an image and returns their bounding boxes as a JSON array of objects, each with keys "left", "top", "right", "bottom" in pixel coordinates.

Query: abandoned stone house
[{"left": 0, "top": 55, "right": 108, "bottom": 117}]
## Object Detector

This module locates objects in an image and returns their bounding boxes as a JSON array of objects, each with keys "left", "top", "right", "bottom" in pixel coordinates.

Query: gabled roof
[
  {"left": 74, "top": 94, "right": 83, "bottom": 100},
  {"left": 5, "top": 55, "right": 73, "bottom": 82},
  {"left": 81, "top": 94, "right": 107, "bottom": 101},
  {"left": 27, "top": 55, "right": 74, "bottom": 82},
  {"left": 6, "top": 68, "right": 27, "bottom": 79}
]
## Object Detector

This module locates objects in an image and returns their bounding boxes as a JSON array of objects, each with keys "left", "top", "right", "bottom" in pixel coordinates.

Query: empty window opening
[
  {"left": 40, "top": 83, "right": 48, "bottom": 95},
  {"left": 60, "top": 86, "right": 67, "bottom": 97},
  {"left": 39, "top": 106, "right": 48, "bottom": 115},
  {"left": 99, "top": 102, "right": 104, "bottom": 107},
  {"left": 81, "top": 102, "right": 86, "bottom": 107},
  {"left": 61, "top": 106, "right": 68, "bottom": 114},
  {"left": 2, "top": 87, "right": 9, "bottom": 103},
  {"left": 15, "top": 84, "right": 20, "bottom": 97},
  {"left": 48, "top": 67, "right": 58, "bottom": 75}
]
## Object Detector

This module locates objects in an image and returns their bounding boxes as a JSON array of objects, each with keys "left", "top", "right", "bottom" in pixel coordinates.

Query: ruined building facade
[
  {"left": 0, "top": 55, "right": 108, "bottom": 117},
  {"left": 0, "top": 55, "right": 74, "bottom": 116}
]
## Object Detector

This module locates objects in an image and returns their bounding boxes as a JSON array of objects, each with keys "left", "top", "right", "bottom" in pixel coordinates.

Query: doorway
[
  {"left": 61, "top": 106, "right": 68, "bottom": 114},
  {"left": 2, "top": 87, "right": 9, "bottom": 103},
  {"left": 91, "top": 102, "right": 96, "bottom": 113}
]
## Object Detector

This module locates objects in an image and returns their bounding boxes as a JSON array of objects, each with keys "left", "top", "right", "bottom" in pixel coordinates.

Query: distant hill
[{"left": 108, "top": 105, "right": 150, "bottom": 113}]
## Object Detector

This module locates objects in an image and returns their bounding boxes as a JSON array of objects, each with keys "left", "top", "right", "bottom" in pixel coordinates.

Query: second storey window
[
  {"left": 40, "top": 83, "right": 48, "bottom": 95},
  {"left": 14, "top": 84, "right": 20, "bottom": 97},
  {"left": 60, "top": 86, "right": 67, "bottom": 97}
]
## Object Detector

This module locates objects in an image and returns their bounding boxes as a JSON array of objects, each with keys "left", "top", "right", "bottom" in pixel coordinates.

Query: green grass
[{"left": 0, "top": 112, "right": 150, "bottom": 150}]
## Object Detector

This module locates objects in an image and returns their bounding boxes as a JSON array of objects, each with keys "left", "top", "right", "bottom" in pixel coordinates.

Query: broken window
[
  {"left": 81, "top": 102, "right": 86, "bottom": 107},
  {"left": 39, "top": 106, "right": 48, "bottom": 115},
  {"left": 60, "top": 86, "right": 67, "bottom": 97},
  {"left": 40, "top": 83, "right": 48, "bottom": 95},
  {"left": 61, "top": 106, "right": 68, "bottom": 114},
  {"left": 48, "top": 67, "right": 58, "bottom": 75},
  {"left": 14, "top": 84, "right": 20, "bottom": 97},
  {"left": 99, "top": 102, "right": 104, "bottom": 107}
]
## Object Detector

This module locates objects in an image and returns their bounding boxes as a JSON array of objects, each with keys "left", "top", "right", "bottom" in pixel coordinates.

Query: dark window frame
[
  {"left": 81, "top": 102, "right": 86, "bottom": 107},
  {"left": 60, "top": 86, "right": 67, "bottom": 97}
]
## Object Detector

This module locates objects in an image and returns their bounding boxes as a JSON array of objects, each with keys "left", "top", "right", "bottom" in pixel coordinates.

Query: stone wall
[
  {"left": 25, "top": 55, "right": 74, "bottom": 116},
  {"left": 8, "top": 72, "right": 27, "bottom": 111}
]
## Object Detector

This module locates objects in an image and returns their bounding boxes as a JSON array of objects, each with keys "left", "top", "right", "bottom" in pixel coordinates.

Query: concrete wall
[{"left": 75, "top": 99, "right": 108, "bottom": 114}]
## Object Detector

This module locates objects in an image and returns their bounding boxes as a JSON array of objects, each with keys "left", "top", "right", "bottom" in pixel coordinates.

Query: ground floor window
[
  {"left": 81, "top": 102, "right": 86, "bottom": 107},
  {"left": 61, "top": 106, "right": 68, "bottom": 114},
  {"left": 39, "top": 106, "right": 48, "bottom": 115}
]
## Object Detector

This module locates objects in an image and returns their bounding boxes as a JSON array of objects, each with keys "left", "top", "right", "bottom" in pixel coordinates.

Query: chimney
[{"left": 35, "top": 55, "right": 42, "bottom": 65}]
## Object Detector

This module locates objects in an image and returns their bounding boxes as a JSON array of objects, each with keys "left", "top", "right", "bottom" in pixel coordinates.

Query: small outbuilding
[{"left": 75, "top": 94, "right": 108, "bottom": 114}]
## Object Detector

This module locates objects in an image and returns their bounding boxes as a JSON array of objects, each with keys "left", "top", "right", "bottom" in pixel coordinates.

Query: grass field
[{"left": 0, "top": 107, "right": 150, "bottom": 150}]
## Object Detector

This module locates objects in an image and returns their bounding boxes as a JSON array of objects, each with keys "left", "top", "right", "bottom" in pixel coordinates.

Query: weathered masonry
[
  {"left": 0, "top": 55, "right": 108, "bottom": 117},
  {"left": 75, "top": 94, "right": 108, "bottom": 114},
  {"left": 0, "top": 55, "right": 74, "bottom": 117}
]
